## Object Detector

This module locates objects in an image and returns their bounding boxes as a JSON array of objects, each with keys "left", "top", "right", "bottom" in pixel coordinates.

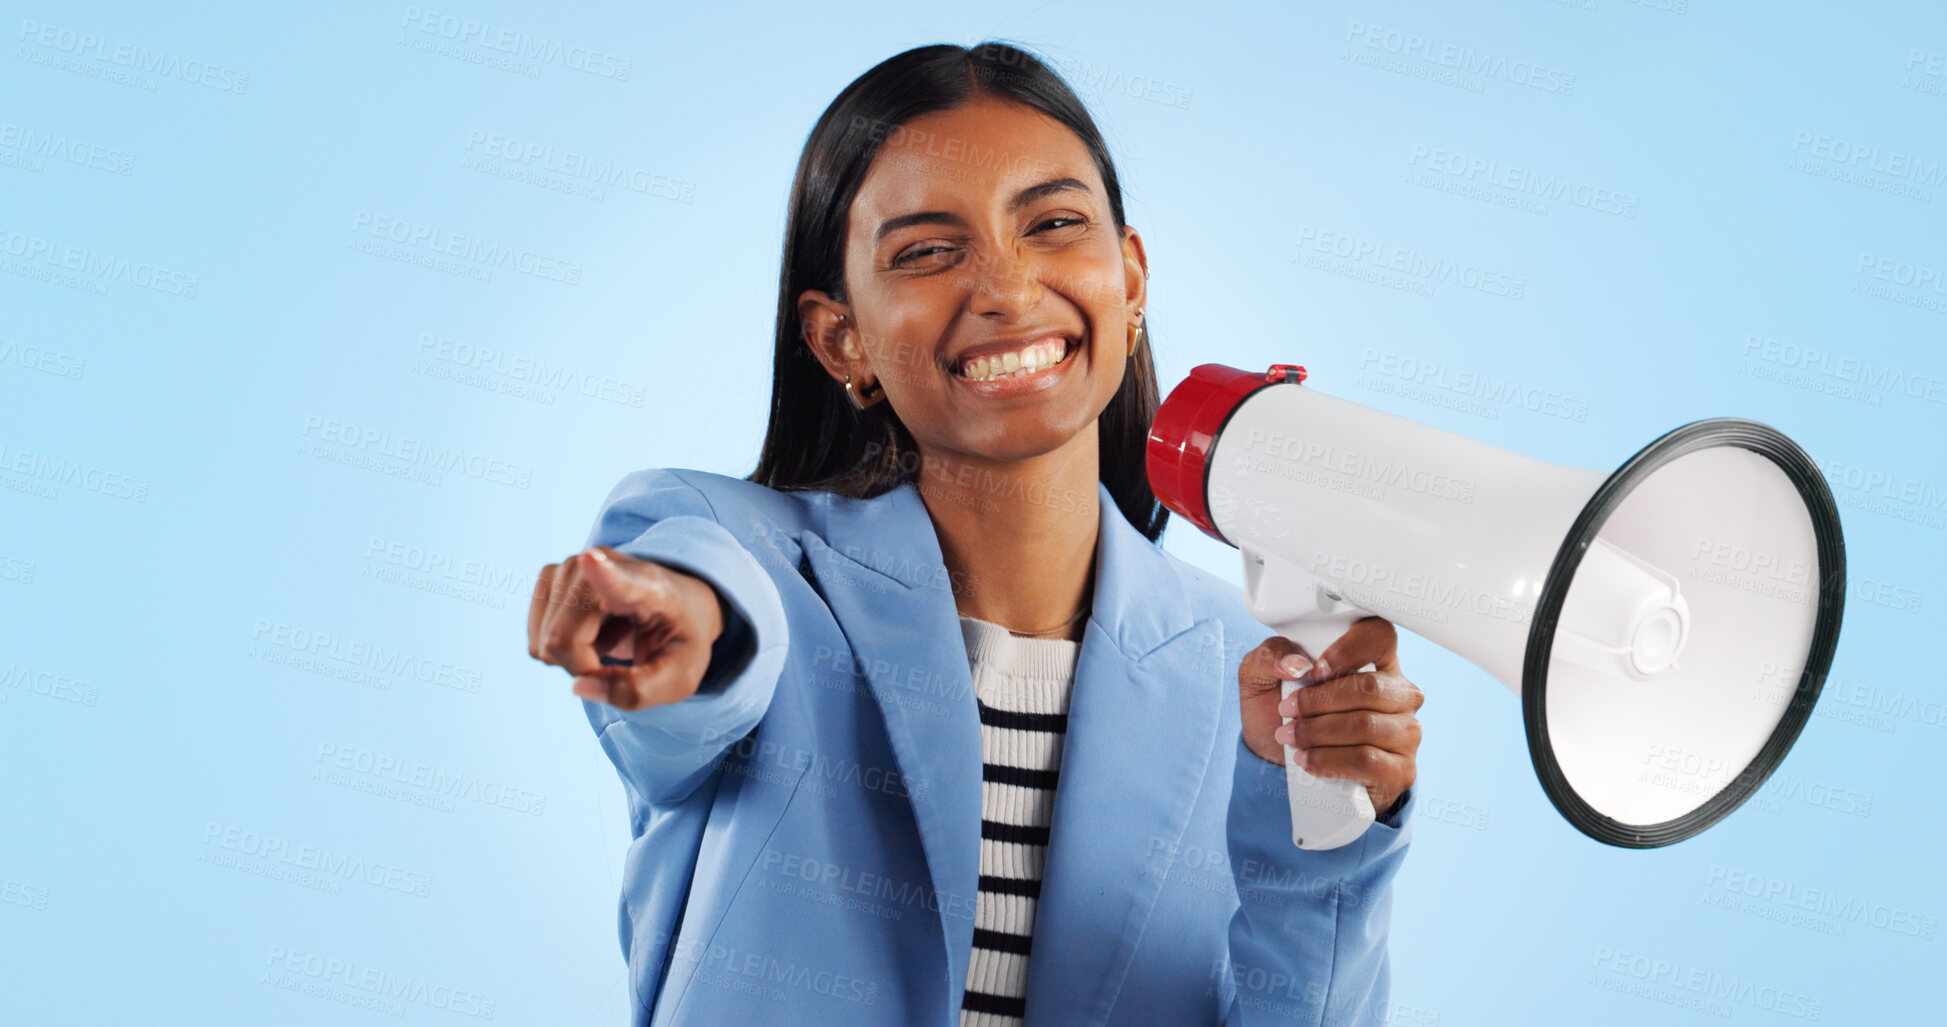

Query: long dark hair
[{"left": 747, "top": 41, "right": 1168, "bottom": 541}]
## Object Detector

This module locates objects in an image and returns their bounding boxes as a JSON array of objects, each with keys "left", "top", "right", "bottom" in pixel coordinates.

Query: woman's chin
[{"left": 925, "top": 420, "right": 1102, "bottom": 471}]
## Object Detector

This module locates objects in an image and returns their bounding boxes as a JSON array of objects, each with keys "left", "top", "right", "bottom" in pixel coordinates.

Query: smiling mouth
[{"left": 952, "top": 336, "right": 1075, "bottom": 382}]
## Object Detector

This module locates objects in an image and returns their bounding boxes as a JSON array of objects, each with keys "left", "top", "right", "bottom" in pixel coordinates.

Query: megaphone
[{"left": 1146, "top": 364, "right": 1846, "bottom": 850}]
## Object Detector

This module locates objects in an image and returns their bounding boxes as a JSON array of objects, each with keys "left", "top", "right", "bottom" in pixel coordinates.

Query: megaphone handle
[{"left": 1270, "top": 608, "right": 1379, "bottom": 850}]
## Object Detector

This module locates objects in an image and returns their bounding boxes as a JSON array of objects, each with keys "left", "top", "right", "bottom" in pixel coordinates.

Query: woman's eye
[
  {"left": 893, "top": 244, "right": 958, "bottom": 267},
  {"left": 1033, "top": 216, "right": 1087, "bottom": 233}
]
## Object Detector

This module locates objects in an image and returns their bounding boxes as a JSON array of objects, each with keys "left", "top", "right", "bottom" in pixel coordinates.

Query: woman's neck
[{"left": 914, "top": 430, "right": 1101, "bottom": 642}]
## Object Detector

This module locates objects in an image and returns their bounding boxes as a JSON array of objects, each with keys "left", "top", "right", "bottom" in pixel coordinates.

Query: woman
[{"left": 528, "top": 42, "right": 1425, "bottom": 1027}]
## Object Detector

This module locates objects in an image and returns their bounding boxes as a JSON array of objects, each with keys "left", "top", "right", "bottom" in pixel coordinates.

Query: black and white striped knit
[{"left": 957, "top": 616, "right": 1082, "bottom": 1027}]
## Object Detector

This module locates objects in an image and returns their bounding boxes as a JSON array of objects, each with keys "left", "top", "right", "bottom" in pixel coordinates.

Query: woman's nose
[{"left": 965, "top": 247, "right": 1042, "bottom": 319}]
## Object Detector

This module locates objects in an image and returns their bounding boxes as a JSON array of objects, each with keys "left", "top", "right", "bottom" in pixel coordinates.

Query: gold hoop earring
[
  {"left": 844, "top": 373, "right": 885, "bottom": 411},
  {"left": 1127, "top": 309, "right": 1146, "bottom": 356}
]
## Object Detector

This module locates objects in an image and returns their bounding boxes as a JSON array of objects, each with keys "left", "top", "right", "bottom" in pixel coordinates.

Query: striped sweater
[{"left": 957, "top": 616, "right": 1082, "bottom": 1027}]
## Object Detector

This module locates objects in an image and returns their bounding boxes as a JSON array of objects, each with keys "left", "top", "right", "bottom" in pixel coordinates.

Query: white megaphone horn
[{"left": 1146, "top": 363, "right": 1846, "bottom": 850}]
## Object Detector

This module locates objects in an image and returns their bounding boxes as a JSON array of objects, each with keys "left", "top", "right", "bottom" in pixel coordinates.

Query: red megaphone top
[{"left": 1144, "top": 363, "right": 1306, "bottom": 543}]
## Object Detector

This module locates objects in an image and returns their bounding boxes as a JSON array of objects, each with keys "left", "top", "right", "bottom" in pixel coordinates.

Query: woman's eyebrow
[
  {"left": 875, "top": 210, "right": 963, "bottom": 243},
  {"left": 873, "top": 177, "right": 1093, "bottom": 243},
  {"left": 1007, "top": 176, "right": 1090, "bottom": 212}
]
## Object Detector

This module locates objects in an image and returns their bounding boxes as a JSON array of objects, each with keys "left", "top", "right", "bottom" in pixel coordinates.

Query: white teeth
[{"left": 958, "top": 338, "right": 1069, "bottom": 382}]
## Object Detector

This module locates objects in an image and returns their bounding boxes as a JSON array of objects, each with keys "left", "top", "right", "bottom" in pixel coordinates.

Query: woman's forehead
[{"left": 851, "top": 101, "right": 1101, "bottom": 221}]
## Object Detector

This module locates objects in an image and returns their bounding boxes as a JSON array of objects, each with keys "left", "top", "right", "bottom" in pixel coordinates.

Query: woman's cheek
[
  {"left": 874, "top": 335, "right": 934, "bottom": 396},
  {"left": 1066, "top": 260, "right": 1132, "bottom": 351},
  {"left": 1064, "top": 249, "right": 1125, "bottom": 313}
]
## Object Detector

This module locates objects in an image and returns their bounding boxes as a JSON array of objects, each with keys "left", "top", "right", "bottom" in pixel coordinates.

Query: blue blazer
[{"left": 579, "top": 469, "right": 1415, "bottom": 1026}]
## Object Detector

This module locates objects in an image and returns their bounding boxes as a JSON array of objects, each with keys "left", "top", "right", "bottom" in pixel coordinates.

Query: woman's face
[{"left": 806, "top": 94, "right": 1147, "bottom": 467}]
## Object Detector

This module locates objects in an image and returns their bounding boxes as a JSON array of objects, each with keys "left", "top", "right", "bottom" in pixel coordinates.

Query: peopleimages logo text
[
  {"left": 0, "top": 225, "right": 199, "bottom": 297},
  {"left": 400, "top": 7, "right": 630, "bottom": 79},
  {"left": 299, "top": 414, "right": 534, "bottom": 489},
  {"left": 16, "top": 19, "right": 250, "bottom": 93}
]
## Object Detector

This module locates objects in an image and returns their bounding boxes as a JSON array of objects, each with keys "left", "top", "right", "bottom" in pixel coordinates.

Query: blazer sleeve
[
  {"left": 1222, "top": 738, "right": 1415, "bottom": 1027},
  {"left": 578, "top": 469, "right": 790, "bottom": 806}
]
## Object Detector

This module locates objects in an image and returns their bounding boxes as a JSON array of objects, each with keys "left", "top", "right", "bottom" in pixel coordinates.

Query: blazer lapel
[
  {"left": 1023, "top": 485, "right": 1227, "bottom": 1026},
  {"left": 801, "top": 484, "right": 984, "bottom": 1026}
]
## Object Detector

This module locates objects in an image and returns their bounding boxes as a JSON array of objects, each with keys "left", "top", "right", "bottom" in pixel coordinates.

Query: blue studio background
[{"left": 2, "top": 1, "right": 1940, "bottom": 1023}]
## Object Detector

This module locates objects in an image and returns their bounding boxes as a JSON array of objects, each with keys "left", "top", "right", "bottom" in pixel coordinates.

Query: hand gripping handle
[{"left": 1241, "top": 550, "right": 1376, "bottom": 850}]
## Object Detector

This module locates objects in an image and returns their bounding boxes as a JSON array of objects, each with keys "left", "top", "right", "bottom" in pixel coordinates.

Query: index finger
[
  {"left": 1312, "top": 616, "right": 1399, "bottom": 680},
  {"left": 526, "top": 562, "right": 559, "bottom": 660},
  {"left": 1291, "top": 671, "right": 1422, "bottom": 719},
  {"left": 1239, "top": 635, "right": 1313, "bottom": 694}
]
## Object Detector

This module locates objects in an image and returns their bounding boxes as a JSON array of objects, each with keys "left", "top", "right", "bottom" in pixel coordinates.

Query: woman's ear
[
  {"left": 797, "top": 290, "right": 865, "bottom": 384},
  {"left": 1120, "top": 226, "right": 1149, "bottom": 326}
]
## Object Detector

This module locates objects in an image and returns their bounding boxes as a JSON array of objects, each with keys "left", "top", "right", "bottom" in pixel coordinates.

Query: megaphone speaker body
[{"left": 1147, "top": 364, "right": 1845, "bottom": 849}]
